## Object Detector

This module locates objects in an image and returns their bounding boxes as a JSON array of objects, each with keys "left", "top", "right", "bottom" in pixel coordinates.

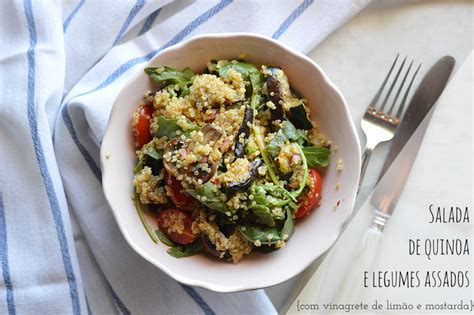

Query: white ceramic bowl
[{"left": 101, "top": 33, "right": 361, "bottom": 293}]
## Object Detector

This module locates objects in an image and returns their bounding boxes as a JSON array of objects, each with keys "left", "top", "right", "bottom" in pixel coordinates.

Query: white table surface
[{"left": 265, "top": 0, "right": 473, "bottom": 311}]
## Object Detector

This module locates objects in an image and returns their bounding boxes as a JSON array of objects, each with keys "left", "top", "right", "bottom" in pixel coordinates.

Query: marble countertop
[{"left": 266, "top": 0, "right": 473, "bottom": 311}]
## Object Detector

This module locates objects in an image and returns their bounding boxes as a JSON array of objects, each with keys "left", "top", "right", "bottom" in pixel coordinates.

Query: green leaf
[
  {"left": 154, "top": 116, "right": 181, "bottom": 138},
  {"left": 154, "top": 115, "right": 197, "bottom": 139},
  {"left": 133, "top": 190, "right": 158, "bottom": 243},
  {"left": 145, "top": 66, "right": 194, "bottom": 86},
  {"left": 267, "top": 130, "right": 287, "bottom": 157},
  {"left": 167, "top": 241, "right": 203, "bottom": 258},
  {"left": 253, "top": 126, "right": 280, "bottom": 186},
  {"left": 280, "top": 208, "right": 295, "bottom": 241},
  {"left": 248, "top": 184, "right": 287, "bottom": 224},
  {"left": 239, "top": 225, "right": 282, "bottom": 245},
  {"left": 145, "top": 148, "right": 162, "bottom": 160},
  {"left": 288, "top": 144, "right": 309, "bottom": 200},
  {"left": 218, "top": 61, "right": 262, "bottom": 109},
  {"left": 133, "top": 160, "right": 144, "bottom": 174},
  {"left": 267, "top": 121, "right": 309, "bottom": 158},
  {"left": 155, "top": 229, "right": 174, "bottom": 247},
  {"left": 251, "top": 205, "right": 275, "bottom": 227},
  {"left": 145, "top": 66, "right": 194, "bottom": 97},
  {"left": 218, "top": 61, "right": 261, "bottom": 85},
  {"left": 186, "top": 183, "right": 231, "bottom": 214},
  {"left": 282, "top": 120, "right": 308, "bottom": 145},
  {"left": 302, "top": 146, "right": 330, "bottom": 168}
]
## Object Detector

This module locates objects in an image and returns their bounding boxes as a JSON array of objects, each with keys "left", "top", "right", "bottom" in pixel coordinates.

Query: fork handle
[{"left": 358, "top": 147, "right": 373, "bottom": 191}]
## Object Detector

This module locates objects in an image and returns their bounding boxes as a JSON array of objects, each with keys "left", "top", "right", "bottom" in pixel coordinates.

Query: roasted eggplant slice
[
  {"left": 288, "top": 104, "right": 313, "bottom": 130},
  {"left": 164, "top": 125, "right": 222, "bottom": 184},
  {"left": 227, "top": 159, "right": 263, "bottom": 191},
  {"left": 200, "top": 235, "right": 230, "bottom": 260},
  {"left": 266, "top": 67, "right": 284, "bottom": 122},
  {"left": 186, "top": 156, "right": 217, "bottom": 184},
  {"left": 234, "top": 106, "right": 254, "bottom": 158}
]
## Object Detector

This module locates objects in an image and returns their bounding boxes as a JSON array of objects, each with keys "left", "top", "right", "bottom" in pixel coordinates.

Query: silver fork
[{"left": 359, "top": 54, "right": 421, "bottom": 190}]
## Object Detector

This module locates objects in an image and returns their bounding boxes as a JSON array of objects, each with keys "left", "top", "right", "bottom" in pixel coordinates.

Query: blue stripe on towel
[
  {"left": 0, "top": 193, "right": 16, "bottom": 315},
  {"left": 62, "top": 0, "right": 232, "bottom": 179},
  {"left": 61, "top": 106, "right": 102, "bottom": 182},
  {"left": 63, "top": 0, "right": 86, "bottom": 33},
  {"left": 113, "top": 0, "right": 146, "bottom": 46},
  {"left": 23, "top": 1, "right": 81, "bottom": 314},
  {"left": 180, "top": 284, "right": 215, "bottom": 315},
  {"left": 272, "top": 0, "right": 314, "bottom": 39},
  {"left": 138, "top": 8, "right": 161, "bottom": 36}
]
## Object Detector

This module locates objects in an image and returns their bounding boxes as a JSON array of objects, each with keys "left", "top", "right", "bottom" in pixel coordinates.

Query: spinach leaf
[
  {"left": 253, "top": 125, "right": 280, "bottom": 186},
  {"left": 218, "top": 61, "right": 262, "bottom": 109},
  {"left": 267, "top": 121, "right": 309, "bottom": 158},
  {"left": 248, "top": 183, "right": 289, "bottom": 224},
  {"left": 280, "top": 208, "right": 295, "bottom": 240},
  {"left": 288, "top": 144, "right": 309, "bottom": 200},
  {"left": 302, "top": 146, "right": 330, "bottom": 168},
  {"left": 155, "top": 229, "right": 174, "bottom": 247},
  {"left": 239, "top": 225, "right": 282, "bottom": 245},
  {"left": 218, "top": 61, "right": 261, "bottom": 86},
  {"left": 133, "top": 161, "right": 143, "bottom": 174},
  {"left": 252, "top": 205, "right": 275, "bottom": 227},
  {"left": 133, "top": 190, "right": 158, "bottom": 243},
  {"left": 186, "top": 182, "right": 231, "bottom": 214},
  {"left": 154, "top": 115, "right": 197, "bottom": 138},
  {"left": 167, "top": 241, "right": 203, "bottom": 258},
  {"left": 267, "top": 130, "right": 287, "bottom": 157},
  {"left": 282, "top": 120, "right": 308, "bottom": 145},
  {"left": 145, "top": 148, "right": 162, "bottom": 160},
  {"left": 145, "top": 66, "right": 194, "bottom": 97},
  {"left": 145, "top": 66, "right": 194, "bottom": 86}
]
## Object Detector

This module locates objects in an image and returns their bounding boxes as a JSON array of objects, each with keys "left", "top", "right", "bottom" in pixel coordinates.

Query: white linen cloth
[{"left": 0, "top": 0, "right": 369, "bottom": 314}]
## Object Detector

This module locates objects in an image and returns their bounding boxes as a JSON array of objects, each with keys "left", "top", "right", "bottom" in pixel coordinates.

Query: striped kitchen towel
[{"left": 0, "top": 0, "right": 368, "bottom": 314}]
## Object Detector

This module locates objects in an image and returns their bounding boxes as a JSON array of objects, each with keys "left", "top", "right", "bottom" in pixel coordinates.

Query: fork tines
[{"left": 368, "top": 54, "right": 421, "bottom": 124}]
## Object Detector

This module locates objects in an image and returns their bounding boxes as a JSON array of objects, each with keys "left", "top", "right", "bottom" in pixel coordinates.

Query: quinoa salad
[{"left": 132, "top": 60, "right": 331, "bottom": 263}]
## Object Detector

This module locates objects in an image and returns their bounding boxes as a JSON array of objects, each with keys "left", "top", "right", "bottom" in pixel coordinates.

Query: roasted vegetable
[
  {"left": 288, "top": 104, "right": 313, "bottom": 130},
  {"left": 227, "top": 159, "right": 263, "bottom": 191},
  {"left": 234, "top": 106, "right": 254, "bottom": 158},
  {"left": 164, "top": 125, "right": 222, "bottom": 184},
  {"left": 186, "top": 124, "right": 222, "bottom": 183},
  {"left": 200, "top": 235, "right": 230, "bottom": 260},
  {"left": 187, "top": 156, "right": 217, "bottom": 184},
  {"left": 265, "top": 67, "right": 284, "bottom": 121}
]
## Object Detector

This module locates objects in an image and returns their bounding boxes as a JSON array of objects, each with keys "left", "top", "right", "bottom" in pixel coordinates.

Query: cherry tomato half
[
  {"left": 294, "top": 168, "right": 323, "bottom": 219},
  {"left": 133, "top": 103, "right": 154, "bottom": 149},
  {"left": 157, "top": 209, "right": 196, "bottom": 245},
  {"left": 164, "top": 170, "right": 193, "bottom": 207}
]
